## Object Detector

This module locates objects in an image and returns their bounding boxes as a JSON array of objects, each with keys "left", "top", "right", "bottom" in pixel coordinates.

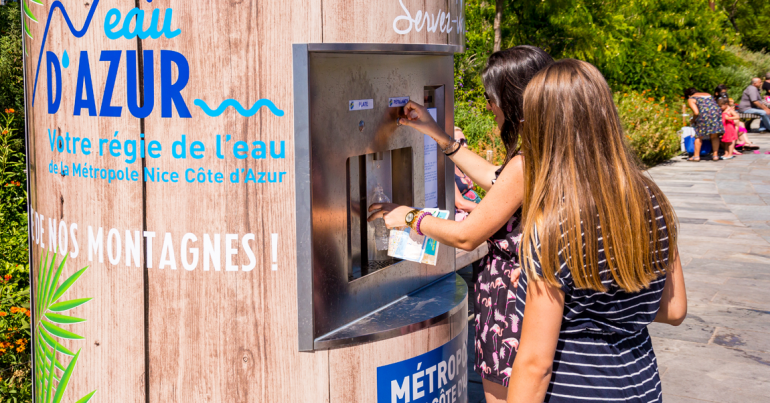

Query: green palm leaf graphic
[
  {"left": 23, "top": 0, "right": 38, "bottom": 23},
  {"left": 48, "top": 298, "right": 92, "bottom": 312},
  {"left": 23, "top": 0, "right": 43, "bottom": 54},
  {"left": 34, "top": 253, "right": 96, "bottom": 402}
]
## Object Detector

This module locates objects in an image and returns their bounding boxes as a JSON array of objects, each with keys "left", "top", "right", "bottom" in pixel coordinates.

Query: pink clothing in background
[{"left": 722, "top": 112, "right": 737, "bottom": 143}]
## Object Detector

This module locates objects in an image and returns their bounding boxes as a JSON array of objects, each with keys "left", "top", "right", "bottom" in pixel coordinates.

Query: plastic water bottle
[{"left": 372, "top": 186, "right": 391, "bottom": 251}]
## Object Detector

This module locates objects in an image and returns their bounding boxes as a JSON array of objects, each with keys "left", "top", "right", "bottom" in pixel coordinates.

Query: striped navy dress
[{"left": 514, "top": 195, "right": 669, "bottom": 402}]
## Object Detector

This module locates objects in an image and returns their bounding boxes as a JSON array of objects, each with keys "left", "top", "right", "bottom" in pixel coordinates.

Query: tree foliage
[
  {"left": 0, "top": 2, "right": 23, "bottom": 135},
  {"left": 454, "top": 0, "right": 764, "bottom": 166},
  {"left": 457, "top": 0, "right": 742, "bottom": 103},
  {"left": 720, "top": 0, "right": 770, "bottom": 53}
]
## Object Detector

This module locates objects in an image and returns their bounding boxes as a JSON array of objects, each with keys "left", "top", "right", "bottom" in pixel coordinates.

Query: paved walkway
[
  {"left": 647, "top": 132, "right": 770, "bottom": 403},
  {"left": 463, "top": 132, "right": 770, "bottom": 402}
]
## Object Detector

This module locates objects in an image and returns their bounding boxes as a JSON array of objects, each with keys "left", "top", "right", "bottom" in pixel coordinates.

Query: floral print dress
[
  {"left": 472, "top": 168, "right": 523, "bottom": 386},
  {"left": 692, "top": 96, "right": 725, "bottom": 139}
]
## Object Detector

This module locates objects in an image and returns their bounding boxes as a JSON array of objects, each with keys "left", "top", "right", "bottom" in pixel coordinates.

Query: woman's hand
[
  {"left": 399, "top": 101, "right": 447, "bottom": 143},
  {"left": 367, "top": 204, "right": 414, "bottom": 229}
]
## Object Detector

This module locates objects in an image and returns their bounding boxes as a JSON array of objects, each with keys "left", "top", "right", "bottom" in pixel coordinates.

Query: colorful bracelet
[{"left": 415, "top": 211, "right": 431, "bottom": 236}]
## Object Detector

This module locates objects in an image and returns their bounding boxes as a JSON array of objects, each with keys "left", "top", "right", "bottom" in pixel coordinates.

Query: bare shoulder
[{"left": 496, "top": 155, "right": 525, "bottom": 184}]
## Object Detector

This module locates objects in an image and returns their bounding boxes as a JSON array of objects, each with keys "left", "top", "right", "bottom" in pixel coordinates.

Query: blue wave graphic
[
  {"left": 194, "top": 99, "right": 285, "bottom": 117},
  {"left": 32, "top": 0, "right": 101, "bottom": 106}
]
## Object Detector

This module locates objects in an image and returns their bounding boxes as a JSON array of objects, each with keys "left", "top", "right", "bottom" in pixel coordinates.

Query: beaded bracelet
[
  {"left": 415, "top": 211, "right": 431, "bottom": 236},
  {"left": 445, "top": 142, "right": 461, "bottom": 157}
]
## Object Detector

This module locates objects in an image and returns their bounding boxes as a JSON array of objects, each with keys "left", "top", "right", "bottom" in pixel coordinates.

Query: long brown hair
[{"left": 519, "top": 59, "right": 678, "bottom": 292}]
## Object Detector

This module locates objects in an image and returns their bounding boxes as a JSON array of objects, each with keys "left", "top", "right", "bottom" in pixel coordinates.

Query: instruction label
[
  {"left": 389, "top": 96, "right": 410, "bottom": 107},
  {"left": 349, "top": 99, "right": 374, "bottom": 111},
  {"left": 424, "top": 108, "right": 439, "bottom": 208}
]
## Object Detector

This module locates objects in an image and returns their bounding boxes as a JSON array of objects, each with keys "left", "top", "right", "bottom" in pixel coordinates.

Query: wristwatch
[{"left": 405, "top": 209, "right": 421, "bottom": 230}]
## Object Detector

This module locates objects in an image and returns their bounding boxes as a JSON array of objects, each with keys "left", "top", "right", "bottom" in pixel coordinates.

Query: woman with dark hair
[
  {"left": 685, "top": 87, "right": 724, "bottom": 161},
  {"left": 714, "top": 84, "right": 729, "bottom": 100},
  {"left": 368, "top": 45, "right": 554, "bottom": 402}
]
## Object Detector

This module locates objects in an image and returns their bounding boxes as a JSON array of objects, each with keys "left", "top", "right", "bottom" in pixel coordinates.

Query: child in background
[
  {"left": 729, "top": 98, "right": 759, "bottom": 151},
  {"left": 719, "top": 98, "right": 738, "bottom": 159}
]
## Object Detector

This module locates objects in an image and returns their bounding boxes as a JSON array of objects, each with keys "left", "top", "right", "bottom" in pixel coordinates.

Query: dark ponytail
[{"left": 481, "top": 45, "right": 554, "bottom": 163}]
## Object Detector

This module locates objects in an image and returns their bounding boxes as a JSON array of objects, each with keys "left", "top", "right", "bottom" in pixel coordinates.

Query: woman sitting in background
[{"left": 728, "top": 98, "right": 759, "bottom": 151}]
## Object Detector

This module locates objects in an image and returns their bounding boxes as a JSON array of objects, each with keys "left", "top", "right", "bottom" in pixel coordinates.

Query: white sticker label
[
  {"left": 388, "top": 96, "right": 410, "bottom": 108},
  {"left": 349, "top": 99, "right": 374, "bottom": 111},
  {"left": 424, "top": 108, "right": 439, "bottom": 209}
]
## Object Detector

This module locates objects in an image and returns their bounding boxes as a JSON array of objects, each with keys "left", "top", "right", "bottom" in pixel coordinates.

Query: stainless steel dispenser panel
[{"left": 304, "top": 51, "right": 456, "bottom": 341}]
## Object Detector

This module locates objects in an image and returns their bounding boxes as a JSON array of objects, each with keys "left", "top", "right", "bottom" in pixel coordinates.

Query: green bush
[
  {"left": 0, "top": 2, "right": 24, "bottom": 135},
  {"left": 614, "top": 91, "right": 683, "bottom": 166},
  {"left": 0, "top": 110, "right": 27, "bottom": 266},
  {"left": 0, "top": 268, "right": 31, "bottom": 403},
  {"left": 0, "top": 107, "right": 29, "bottom": 403},
  {"left": 717, "top": 46, "right": 770, "bottom": 99}
]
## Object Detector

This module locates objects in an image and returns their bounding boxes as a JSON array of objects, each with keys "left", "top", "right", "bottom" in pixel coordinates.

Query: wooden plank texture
[
  {"left": 25, "top": 1, "right": 145, "bottom": 402},
  {"left": 329, "top": 319, "right": 453, "bottom": 402},
  {"left": 26, "top": 0, "right": 462, "bottom": 401},
  {"left": 138, "top": 1, "right": 327, "bottom": 402},
  {"left": 322, "top": 0, "right": 464, "bottom": 46}
]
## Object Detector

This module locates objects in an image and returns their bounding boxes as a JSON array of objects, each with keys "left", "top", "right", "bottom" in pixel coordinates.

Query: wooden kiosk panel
[
  {"left": 24, "top": 1, "right": 146, "bottom": 402},
  {"left": 322, "top": 0, "right": 465, "bottom": 47},
  {"left": 25, "top": 1, "right": 464, "bottom": 402}
]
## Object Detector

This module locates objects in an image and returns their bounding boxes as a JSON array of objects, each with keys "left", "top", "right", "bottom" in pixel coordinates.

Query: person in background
[
  {"left": 718, "top": 98, "right": 738, "bottom": 160},
  {"left": 728, "top": 98, "right": 759, "bottom": 151},
  {"left": 762, "top": 72, "right": 770, "bottom": 99},
  {"left": 685, "top": 88, "right": 724, "bottom": 161},
  {"left": 737, "top": 78, "right": 770, "bottom": 132},
  {"left": 506, "top": 59, "right": 687, "bottom": 403},
  {"left": 453, "top": 126, "right": 482, "bottom": 222},
  {"left": 369, "top": 46, "right": 555, "bottom": 403},
  {"left": 714, "top": 84, "right": 729, "bottom": 100}
]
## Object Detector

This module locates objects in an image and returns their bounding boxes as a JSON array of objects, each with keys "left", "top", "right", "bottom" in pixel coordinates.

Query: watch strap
[{"left": 405, "top": 209, "right": 421, "bottom": 229}]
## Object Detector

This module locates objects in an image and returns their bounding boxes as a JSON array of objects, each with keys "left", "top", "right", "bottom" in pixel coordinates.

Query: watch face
[{"left": 405, "top": 212, "right": 415, "bottom": 223}]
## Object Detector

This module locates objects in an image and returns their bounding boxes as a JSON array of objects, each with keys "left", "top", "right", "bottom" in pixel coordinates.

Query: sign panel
[
  {"left": 424, "top": 108, "right": 439, "bottom": 208},
  {"left": 350, "top": 99, "right": 374, "bottom": 111},
  {"left": 389, "top": 96, "right": 410, "bottom": 107},
  {"left": 377, "top": 329, "right": 468, "bottom": 403}
]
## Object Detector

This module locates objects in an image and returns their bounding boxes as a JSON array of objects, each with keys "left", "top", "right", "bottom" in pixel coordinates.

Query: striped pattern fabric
[
  {"left": 739, "top": 113, "right": 761, "bottom": 120},
  {"left": 514, "top": 194, "right": 669, "bottom": 402}
]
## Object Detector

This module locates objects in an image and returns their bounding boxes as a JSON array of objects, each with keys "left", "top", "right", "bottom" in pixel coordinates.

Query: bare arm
[
  {"left": 687, "top": 98, "right": 699, "bottom": 116},
  {"left": 369, "top": 155, "right": 524, "bottom": 251},
  {"left": 400, "top": 101, "right": 499, "bottom": 191},
  {"left": 449, "top": 147, "right": 499, "bottom": 191},
  {"left": 654, "top": 248, "right": 687, "bottom": 326},
  {"left": 507, "top": 276, "right": 565, "bottom": 403},
  {"left": 751, "top": 98, "right": 770, "bottom": 112},
  {"left": 454, "top": 185, "right": 478, "bottom": 213}
]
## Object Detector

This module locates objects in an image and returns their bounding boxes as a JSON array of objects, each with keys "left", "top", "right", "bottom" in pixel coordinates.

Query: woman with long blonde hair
[{"left": 507, "top": 59, "right": 687, "bottom": 402}]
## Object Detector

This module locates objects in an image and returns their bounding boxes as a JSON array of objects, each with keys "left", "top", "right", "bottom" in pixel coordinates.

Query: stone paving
[
  {"left": 462, "top": 132, "right": 770, "bottom": 402},
  {"left": 647, "top": 132, "right": 770, "bottom": 403}
]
